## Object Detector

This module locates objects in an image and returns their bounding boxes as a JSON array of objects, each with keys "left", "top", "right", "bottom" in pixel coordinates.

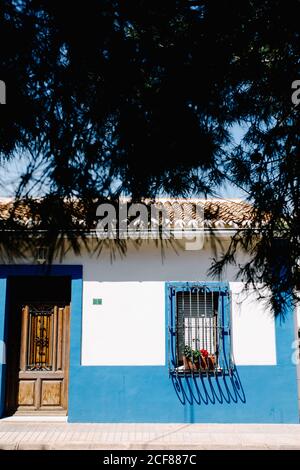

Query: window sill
[{"left": 169, "top": 366, "right": 230, "bottom": 376}]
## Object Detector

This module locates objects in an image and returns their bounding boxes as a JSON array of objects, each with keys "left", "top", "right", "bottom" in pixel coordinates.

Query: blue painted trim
[
  {"left": 167, "top": 281, "right": 229, "bottom": 292},
  {"left": 0, "top": 264, "right": 82, "bottom": 279},
  {"left": 0, "top": 265, "right": 83, "bottom": 418},
  {"left": 69, "top": 276, "right": 83, "bottom": 368}
]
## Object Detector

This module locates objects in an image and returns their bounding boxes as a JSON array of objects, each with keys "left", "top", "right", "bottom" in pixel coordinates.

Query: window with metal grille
[{"left": 168, "top": 283, "right": 232, "bottom": 374}]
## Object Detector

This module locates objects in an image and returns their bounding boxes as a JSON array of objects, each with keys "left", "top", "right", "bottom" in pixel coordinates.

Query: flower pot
[
  {"left": 199, "top": 355, "right": 209, "bottom": 370},
  {"left": 183, "top": 355, "right": 198, "bottom": 371},
  {"left": 199, "top": 353, "right": 216, "bottom": 371},
  {"left": 208, "top": 354, "right": 216, "bottom": 370}
]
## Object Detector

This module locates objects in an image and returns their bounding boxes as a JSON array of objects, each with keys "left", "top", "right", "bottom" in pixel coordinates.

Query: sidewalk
[{"left": 1, "top": 421, "right": 300, "bottom": 450}]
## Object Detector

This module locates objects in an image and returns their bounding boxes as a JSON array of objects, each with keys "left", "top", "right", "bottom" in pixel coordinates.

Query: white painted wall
[
  {"left": 82, "top": 281, "right": 165, "bottom": 366},
  {"left": 59, "top": 239, "right": 277, "bottom": 366},
  {"left": 230, "top": 283, "right": 276, "bottom": 365}
]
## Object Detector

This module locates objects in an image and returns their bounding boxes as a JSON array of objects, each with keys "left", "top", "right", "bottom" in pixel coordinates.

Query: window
[{"left": 168, "top": 283, "right": 232, "bottom": 374}]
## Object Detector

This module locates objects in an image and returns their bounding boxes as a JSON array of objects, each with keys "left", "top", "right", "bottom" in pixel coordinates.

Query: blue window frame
[{"left": 167, "top": 282, "right": 232, "bottom": 375}]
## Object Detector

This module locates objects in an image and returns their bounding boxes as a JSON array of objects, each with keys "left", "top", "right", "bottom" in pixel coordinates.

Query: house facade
[{"left": 0, "top": 199, "right": 299, "bottom": 423}]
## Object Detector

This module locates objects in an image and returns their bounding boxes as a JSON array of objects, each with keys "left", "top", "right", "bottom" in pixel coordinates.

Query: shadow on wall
[{"left": 171, "top": 366, "right": 246, "bottom": 406}]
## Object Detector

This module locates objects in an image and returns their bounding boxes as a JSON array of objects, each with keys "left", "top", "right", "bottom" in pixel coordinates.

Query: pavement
[{"left": 1, "top": 421, "right": 300, "bottom": 450}]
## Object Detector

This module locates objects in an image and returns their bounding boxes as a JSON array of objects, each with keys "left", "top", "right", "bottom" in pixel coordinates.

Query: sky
[
  {"left": 216, "top": 124, "right": 248, "bottom": 200},
  {"left": 0, "top": 125, "right": 248, "bottom": 200}
]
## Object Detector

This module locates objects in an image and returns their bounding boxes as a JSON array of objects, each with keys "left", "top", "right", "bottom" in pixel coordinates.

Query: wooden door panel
[
  {"left": 41, "top": 380, "right": 62, "bottom": 406},
  {"left": 18, "top": 380, "right": 35, "bottom": 406}
]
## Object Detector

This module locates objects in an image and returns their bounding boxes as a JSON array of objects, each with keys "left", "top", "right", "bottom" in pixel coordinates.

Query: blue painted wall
[{"left": 0, "top": 266, "right": 298, "bottom": 423}]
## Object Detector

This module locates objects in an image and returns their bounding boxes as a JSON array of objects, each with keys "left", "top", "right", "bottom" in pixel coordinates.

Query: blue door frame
[{"left": 0, "top": 265, "right": 82, "bottom": 418}]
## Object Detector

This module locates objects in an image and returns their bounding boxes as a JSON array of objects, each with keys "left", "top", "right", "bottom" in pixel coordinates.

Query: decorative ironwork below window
[{"left": 167, "top": 283, "right": 232, "bottom": 375}]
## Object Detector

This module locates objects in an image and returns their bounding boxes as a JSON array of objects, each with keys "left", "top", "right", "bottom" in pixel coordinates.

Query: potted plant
[
  {"left": 208, "top": 353, "right": 216, "bottom": 370},
  {"left": 199, "top": 348, "right": 209, "bottom": 370},
  {"left": 183, "top": 345, "right": 198, "bottom": 370},
  {"left": 183, "top": 345, "right": 216, "bottom": 372},
  {"left": 199, "top": 348, "right": 216, "bottom": 371}
]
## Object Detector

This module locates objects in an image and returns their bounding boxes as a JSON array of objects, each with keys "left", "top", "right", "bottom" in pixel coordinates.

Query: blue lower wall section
[
  {"left": 0, "top": 265, "right": 299, "bottom": 423},
  {"left": 68, "top": 364, "right": 299, "bottom": 423}
]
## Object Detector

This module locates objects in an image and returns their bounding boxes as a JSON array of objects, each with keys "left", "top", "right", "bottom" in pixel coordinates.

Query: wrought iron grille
[
  {"left": 168, "top": 284, "right": 231, "bottom": 374},
  {"left": 27, "top": 304, "right": 54, "bottom": 371}
]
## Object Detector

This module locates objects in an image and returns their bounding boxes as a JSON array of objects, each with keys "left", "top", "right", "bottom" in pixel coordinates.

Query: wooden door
[{"left": 6, "top": 302, "right": 70, "bottom": 415}]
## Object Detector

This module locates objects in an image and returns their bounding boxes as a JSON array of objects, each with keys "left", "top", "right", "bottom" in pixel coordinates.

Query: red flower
[{"left": 200, "top": 348, "right": 209, "bottom": 358}]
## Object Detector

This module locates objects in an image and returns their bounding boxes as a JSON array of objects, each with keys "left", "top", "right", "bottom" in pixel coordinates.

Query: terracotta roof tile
[{"left": 0, "top": 197, "right": 254, "bottom": 230}]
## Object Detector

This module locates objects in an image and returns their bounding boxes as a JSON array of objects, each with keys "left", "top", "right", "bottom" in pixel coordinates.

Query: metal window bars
[{"left": 169, "top": 285, "right": 232, "bottom": 376}]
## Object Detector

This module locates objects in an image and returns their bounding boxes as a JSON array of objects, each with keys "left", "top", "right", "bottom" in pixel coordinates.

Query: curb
[{"left": 1, "top": 442, "right": 300, "bottom": 450}]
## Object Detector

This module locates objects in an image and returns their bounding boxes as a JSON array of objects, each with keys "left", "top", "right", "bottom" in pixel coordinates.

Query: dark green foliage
[
  {"left": 183, "top": 345, "right": 192, "bottom": 359},
  {"left": 0, "top": 1, "right": 300, "bottom": 314}
]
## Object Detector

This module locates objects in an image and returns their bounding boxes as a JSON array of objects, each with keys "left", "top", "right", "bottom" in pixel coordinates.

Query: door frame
[{"left": 0, "top": 265, "right": 83, "bottom": 418}]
